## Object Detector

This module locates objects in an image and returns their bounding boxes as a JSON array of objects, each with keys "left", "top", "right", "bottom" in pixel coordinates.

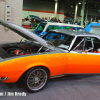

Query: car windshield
[{"left": 43, "top": 32, "right": 74, "bottom": 50}]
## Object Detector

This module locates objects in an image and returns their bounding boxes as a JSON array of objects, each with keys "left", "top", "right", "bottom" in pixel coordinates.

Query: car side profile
[
  {"left": 33, "top": 22, "right": 85, "bottom": 36},
  {"left": 0, "top": 19, "right": 100, "bottom": 93}
]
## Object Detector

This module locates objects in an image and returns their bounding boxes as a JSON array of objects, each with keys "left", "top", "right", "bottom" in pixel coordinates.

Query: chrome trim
[
  {"left": 51, "top": 73, "right": 100, "bottom": 78},
  {"left": 50, "top": 74, "right": 65, "bottom": 78},
  {"left": 0, "top": 77, "right": 9, "bottom": 80}
]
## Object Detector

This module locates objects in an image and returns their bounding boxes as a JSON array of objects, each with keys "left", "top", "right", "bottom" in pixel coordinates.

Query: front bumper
[{"left": 0, "top": 77, "right": 9, "bottom": 80}]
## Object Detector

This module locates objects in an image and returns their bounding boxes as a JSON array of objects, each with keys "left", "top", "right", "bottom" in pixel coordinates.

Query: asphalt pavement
[{"left": 0, "top": 75, "right": 100, "bottom": 100}]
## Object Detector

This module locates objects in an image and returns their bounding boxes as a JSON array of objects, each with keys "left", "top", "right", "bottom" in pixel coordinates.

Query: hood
[
  {"left": 29, "top": 15, "right": 46, "bottom": 22},
  {"left": 0, "top": 19, "right": 54, "bottom": 50}
]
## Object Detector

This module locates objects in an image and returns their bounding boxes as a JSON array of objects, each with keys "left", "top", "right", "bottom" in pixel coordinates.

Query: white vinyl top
[{"left": 43, "top": 22, "right": 84, "bottom": 28}]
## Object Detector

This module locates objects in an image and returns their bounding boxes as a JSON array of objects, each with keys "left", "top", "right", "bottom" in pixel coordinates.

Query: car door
[
  {"left": 65, "top": 37, "right": 86, "bottom": 74},
  {"left": 83, "top": 37, "right": 100, "bottom": 73},
  {"left": 66, "top": 36, "right": 100, "bottom": 74}
]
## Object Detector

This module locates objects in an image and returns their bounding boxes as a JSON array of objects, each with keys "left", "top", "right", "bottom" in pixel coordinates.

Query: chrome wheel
[{"left": 24, "top": 67, "right": 49, "bottom": 92}]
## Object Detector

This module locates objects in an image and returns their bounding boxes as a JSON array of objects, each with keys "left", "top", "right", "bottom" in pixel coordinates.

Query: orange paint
[
  {"left": 0, "top": 53, "right": 66, "bottom": 83},
  {"left": 1, "top": 52, "right": 100, "bottom": 83},
  {"left": 66, "top": 53, "right": 100, "bottom": 74}
]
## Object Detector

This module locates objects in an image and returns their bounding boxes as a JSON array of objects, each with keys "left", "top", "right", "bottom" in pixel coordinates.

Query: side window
[
  {"left": 72, "top": 37, "right": 100, "bottom": 53},
  {"left": 63, "top": 26, "right": 76, "bottom": 30},
  {"left": 44, "top": 32, "right": 53, "bottom": 40},
  {"left": 38, "top": 23, "right": 46, "bottom": 31},
  {"left": 54, "top": 26, "right": 62, "bottom": 29},
  {"left": 46, "top": 26, "right": 52, "bottom": 32},
  {"left": 91, "top": 37, "right": 100, "bottom": 53},
  {"left": 71, "top": 37, "right": 84, "bottom": 50},
  {"left": 73, "top": 40, "right": 84, "bottom": 52},
  {"left": 38, "top": 26, "right": 43, "bottom": 31},
  {"left": 69, "top": 27, "right": 76, "bottom": 30},
  {"left": 84, "top": 37, "right": 93, "bottom": 51},
  {"left": 63, "top": 26, "right": 70, "bottom": 29},
  {"left": 46, "top": 26, "right": 62, "bottom": 32}
]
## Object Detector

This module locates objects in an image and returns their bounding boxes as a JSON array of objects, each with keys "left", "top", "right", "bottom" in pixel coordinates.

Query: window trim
[
  {"left": 72, "top": 38, "right": 85, "bottom": 52},
  {"left": 70, "top": 36, "right": 100, "bottom": 54},
  {"left": 71, "top": 36, "right": 94, "bottom": 53}
]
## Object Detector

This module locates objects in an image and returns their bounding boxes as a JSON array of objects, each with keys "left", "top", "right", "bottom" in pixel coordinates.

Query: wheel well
[{"left": 18, "top": 66, "right": 50, "bottom": 82}]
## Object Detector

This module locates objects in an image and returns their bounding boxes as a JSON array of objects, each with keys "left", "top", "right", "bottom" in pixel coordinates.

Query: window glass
[
  {"left": 38, "top": 23, "right": 46, "bottom": 31},
  {"left": 43, "top": 32, "right": 65, "bottom": 40},
  {"left": 46, "top": 26, "right": 62, "bottom": 32},
  {"left": 63, "top": 26, "right": 76, "bottom": 30},
  {"left": 48, "top": 26, "right": 52, "bottom": 30},
  {"left": 92, "top": 37, "right": 100, "bottom": 44},
  {"left": 91, "top": 37, "right": 100, "bottom": 53},
  {"left": 54, "top": 26, "right": 62, "bottom": 29},
  {"left": 73, "top": 39, "right": 84, "bottom": 52},
  {"left": 71, "top": 37, "right": 84, "bottom": 50},
  {"left": 69, "top": 27, "right": 76, "bottom": 30},
  {"left": 43, "top": 32, "right": 74, "bottom": 49},
  {"left": 71, "top": 36, "right": 100, "bottom": 53},
  {"left": 72, "top": 37, "right": 93, "bottom": 52},
  {"left": 63, "top": 26, "right": 70, "bottom": 29},
  {"left": 47, "top": 26, "right": 77, "bottom": 31},
  {"left": 84, "top": 37, "right": 92, "bottom": 50}
]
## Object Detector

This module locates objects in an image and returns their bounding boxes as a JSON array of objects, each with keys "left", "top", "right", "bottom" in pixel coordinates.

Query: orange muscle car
[{"left": 0, "top": 19, "right": 100, "bottom": 92}]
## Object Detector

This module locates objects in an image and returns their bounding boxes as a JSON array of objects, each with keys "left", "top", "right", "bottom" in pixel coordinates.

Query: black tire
[{"left": 24, "top": 67, "right": 49, "bottom": 93}]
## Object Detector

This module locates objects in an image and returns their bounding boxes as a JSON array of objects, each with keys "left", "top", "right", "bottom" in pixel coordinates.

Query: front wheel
[{"left": 24, "top": 67, "right": 49, "bottom": 93}]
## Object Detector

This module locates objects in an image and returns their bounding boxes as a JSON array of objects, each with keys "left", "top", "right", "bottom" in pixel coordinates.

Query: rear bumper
[{"left": 0, "top": 77, "right": 9, "bottom": 81}]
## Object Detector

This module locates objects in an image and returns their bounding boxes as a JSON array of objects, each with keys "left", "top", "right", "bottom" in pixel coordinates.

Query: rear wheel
[{"left": 24, "top": 67, "right": 49, "bottom": 93}]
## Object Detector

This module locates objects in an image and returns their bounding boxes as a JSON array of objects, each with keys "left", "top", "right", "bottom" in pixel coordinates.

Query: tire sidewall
[{"left": 24, "top": 66, "right": 49, "bottom": 93}]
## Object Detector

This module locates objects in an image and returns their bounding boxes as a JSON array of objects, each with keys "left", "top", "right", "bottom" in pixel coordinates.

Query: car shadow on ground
[
  {"left": 44, "top": 74, "right": 100, "bottom": 90},
  {"left": 2, "top": 74, "right": 100, "bottom": 92}
]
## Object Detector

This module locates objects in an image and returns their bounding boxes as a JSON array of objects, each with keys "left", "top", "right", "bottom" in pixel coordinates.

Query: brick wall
[{"left": 0, "top": 0, "right": 23, "bottom": 43}]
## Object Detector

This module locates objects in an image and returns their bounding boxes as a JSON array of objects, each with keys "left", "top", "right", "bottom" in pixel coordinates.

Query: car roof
[
  {"left": 50, "top": 29, "right": 100, "bottom": 37},
  {"left": 41, "top": 22, "right": 84, "bottom": 28},
  {"left": 91, "top": 26, "right": 100, "bottom": 28}
]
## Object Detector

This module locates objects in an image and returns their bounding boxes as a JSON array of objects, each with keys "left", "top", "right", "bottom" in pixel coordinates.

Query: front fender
[
  {"left": 25, "top": 62, "right": 49, "bottom": 72},
  {"left": 1, "top": 53, "right": 66, "bottom": 83}
]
